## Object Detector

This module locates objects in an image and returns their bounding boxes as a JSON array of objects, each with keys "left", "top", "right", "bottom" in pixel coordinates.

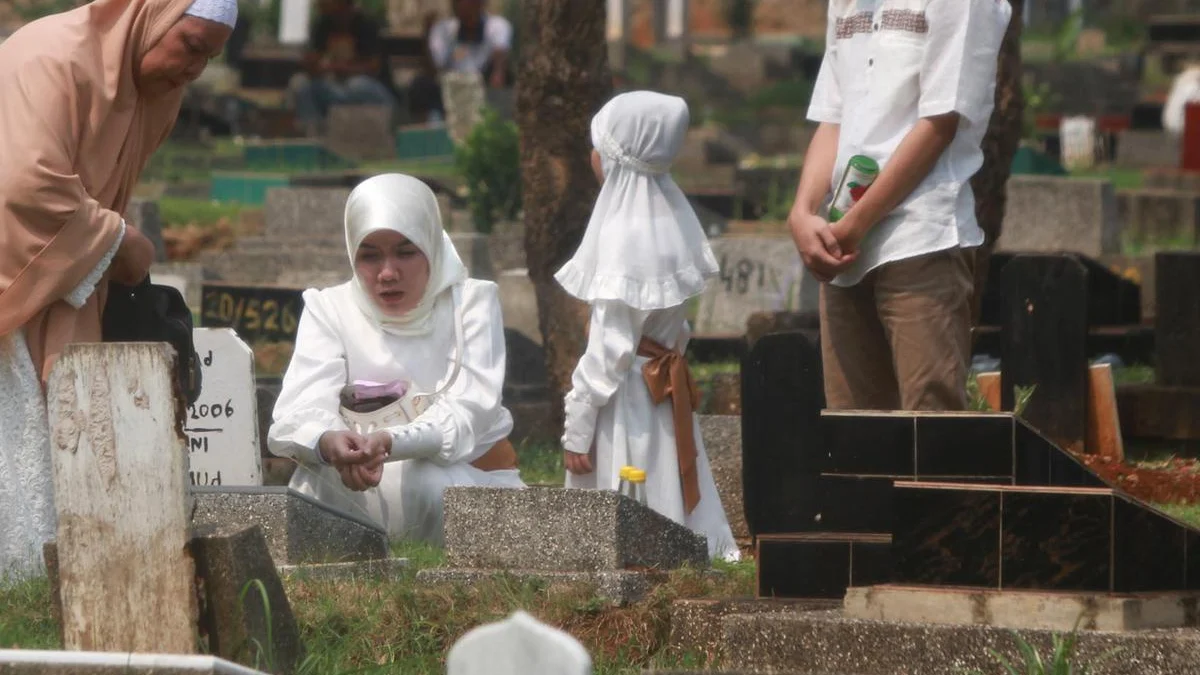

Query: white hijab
[
  {"left": 554, "top": 90, "right": 719, "bottom": 311},
  {"left": 345, "top": 173, "right": 468, "bottom": 336}
]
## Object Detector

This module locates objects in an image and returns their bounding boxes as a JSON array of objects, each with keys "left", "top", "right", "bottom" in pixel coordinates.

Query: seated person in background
[
  {"left": 288, "top": 0, "right": 395, "bottom": 136},
  {"left": 409, "top": 0, "right": 512, "bottom": 121},
  {"left": 267, "top": 173, "right": 525, "bottom": 545}
]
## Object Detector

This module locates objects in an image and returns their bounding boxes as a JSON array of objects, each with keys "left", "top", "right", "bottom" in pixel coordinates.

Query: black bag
[{"left": 101, "top": 276, "right": 202, "bottom": 405}]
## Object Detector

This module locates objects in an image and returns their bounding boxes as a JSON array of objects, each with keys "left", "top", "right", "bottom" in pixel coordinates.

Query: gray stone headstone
[
  {"left": 1117, "top": 188, "right": 1200, "bottom": 248},
  {"left": 441, "top": 71, "right": 486, "bottom": 144},
  {"left": 1116, "top": 129, "right": 1181, "bottom": 169},
  {"left": 326, "top": 104, "right": 396, "bottom": 161},
  {"left": 695, "top": 237, "right": 818, "bottom": 335},
  {"left": 125, "top": 198, "right": 167, "bottom": 263},
  {"left": 443, "top": 487, "right": 709, "bottom": 572},
  {"left": 997, "top": 176, "right": 1121, "bottom": 258},
  {"left": 264, "top": 187, "right": 352, "bottom": 238},
  {"left": 191, "top": 486, "right": 388, "bottom": 565},
  {"left": 191, "top": 525, "right": 305, "bottom": 674}
]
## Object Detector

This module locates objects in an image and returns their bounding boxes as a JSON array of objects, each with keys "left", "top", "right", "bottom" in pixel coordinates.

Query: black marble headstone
[
  {"left": 980, "top": 252, "right": 1140, "bottom": 327},
  {"left": 740, "top": 330, "right": 825, "bottom": 536},
  {"left": 200, "top": 283, "right": 305, "bottom": 344},
  {"left": 1155, "top": 252, "right": 1200, "bottom": 387},
  {"left": 1000, "top": 255, "right": 1090, "bottom": 455}
]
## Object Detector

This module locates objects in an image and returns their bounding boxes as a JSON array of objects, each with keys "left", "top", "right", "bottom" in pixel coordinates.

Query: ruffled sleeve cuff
[
  {"left": 65, "top": 219, "right": 125, "bottom": 309},
  {"left": 562, "top": 390, "right": 599, "bottom": 454}
]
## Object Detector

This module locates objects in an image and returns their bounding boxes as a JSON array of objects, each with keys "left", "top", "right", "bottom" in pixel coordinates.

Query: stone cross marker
[
  {"left": 447, "top": 610, "right": 592, "bottom": 675},
  {"left": 694, "top": 236, "right": 818, "bottom": 335},
  {"left": 47, "top": 343, "right": 197, "bottom": 653},
  {"left": 186, "top": 329, "right": 263, "bottom": 487}
]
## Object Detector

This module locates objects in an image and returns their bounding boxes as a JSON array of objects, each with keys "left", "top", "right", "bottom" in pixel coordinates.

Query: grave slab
[
  {"left": 845, "top": 585, "right": 1200, "bottom": 632},
  {"left": 756, "top": 533, "right": 891, "bottom": 599},
  {"left": 1117, "top": 188, "right": 1200, "bottom": 248},
  {"left": 720, "top": 608, "right": 1200, "bottom": 675},
  {"left": 997, "top": 176, "right": 1120, "bottom": 257},
  {"left": 191, "top": 525, "right": 305, "bottom": 674},
  {"left": 264, "top": 187, "right": 351, "bottom": 237},
  {"left": 667, "top": 598, "right": 839, "bottom": 668},
  {"left": 191, "top": 486, "right": 388, "bottom": 565},
  {"left": 187, "top": 329, "right": 263, "bottom": 487},
  {"left": 417, "top": 568, "right": 667, "bottom": 606},
  {"left": 0, "top": 651, "right": 270, "bottom": 674},
  {"left": 276, "top": 557, "right": 409, "bottom": 582},
  {"left": 442, "top": 487, "right": 709, "bottom": 572}
]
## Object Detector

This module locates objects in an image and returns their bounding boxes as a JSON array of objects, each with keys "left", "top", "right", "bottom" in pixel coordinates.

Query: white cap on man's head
[{"left": 183, "top": 0, "right": 239, "bottom": 28}]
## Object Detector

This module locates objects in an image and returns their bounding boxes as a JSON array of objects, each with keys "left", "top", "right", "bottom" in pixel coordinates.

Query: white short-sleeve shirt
[
  {"left": 429, "top": 13, "right": 513, "bottom": 75},
  {"left": 807, "top": 0, "right": 1012, "bottom": 286}
]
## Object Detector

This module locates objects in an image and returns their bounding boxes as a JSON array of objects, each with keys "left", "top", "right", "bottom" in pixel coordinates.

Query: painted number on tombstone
[
  {"left": 186, "top": 329, "right": 263, "bottom": 487},
  {"left": 200, "top": 283, "right": 305, "bottom": 344},
  {"left": 695, "top": 237, "right": 818, "bottom": 335}
]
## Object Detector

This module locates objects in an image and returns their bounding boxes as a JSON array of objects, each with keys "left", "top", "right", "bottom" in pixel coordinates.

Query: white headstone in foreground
[
  {"left": 447, "top": 611, "right": 591, "bottom": 675},
  {"left": 278, "top": 0, "right": 313, "bottom": 45},
  {"left": 186, "top": 329, "right": 262, "bottom": 487}
]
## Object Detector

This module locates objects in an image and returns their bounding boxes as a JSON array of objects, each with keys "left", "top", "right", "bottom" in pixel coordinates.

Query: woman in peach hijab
[{"left": 0, "top": 0, "right": 235, "bottom": 580}]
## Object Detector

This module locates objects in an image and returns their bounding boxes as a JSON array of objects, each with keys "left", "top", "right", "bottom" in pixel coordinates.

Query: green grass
[
  {"left": 1112, "top": 364, "right": 1154, "bottom": 387},
  {"left": 1068, "top": 166, "right": 1144, "bottom": 191},
  {"left": 516, "top": 440, "right": 565, "bottom": 486},
  {"left": 158, "top": 196, "right": 254, "bottom": 229},
  {"left": 1158, "top": 503, "right": 1200, "bottom": 528},
  {"left": 0, "top": 577, "right": 59, "bottom": 650}
]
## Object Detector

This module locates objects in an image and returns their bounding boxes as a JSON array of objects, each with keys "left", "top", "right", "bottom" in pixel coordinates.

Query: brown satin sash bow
[{"left": 638, "top": 336, "right": 701, "bottom": 514}]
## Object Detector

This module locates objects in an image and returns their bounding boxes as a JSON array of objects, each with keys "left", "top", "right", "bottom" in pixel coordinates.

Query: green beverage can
[{"left": 828, "top": 155, "right": 880, "bottom": 222}]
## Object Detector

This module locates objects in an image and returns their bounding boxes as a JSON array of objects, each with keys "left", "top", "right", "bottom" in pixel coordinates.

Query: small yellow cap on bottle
[
  {"left": 628, "top": 469, "right": 647, "bottom": 483},
  {"left": 619, "top": 466, "right": 633, "bottom": 480}
]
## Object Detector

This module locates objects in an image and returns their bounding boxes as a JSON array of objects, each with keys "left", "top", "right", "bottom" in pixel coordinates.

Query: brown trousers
[{"left": 819, "top": 247, "right": 974, "bottom": 411}]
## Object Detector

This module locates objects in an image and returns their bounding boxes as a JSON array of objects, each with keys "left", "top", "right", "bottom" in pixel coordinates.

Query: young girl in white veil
[{"left": 556, "top": 91, "right": 740, "bottom": 561}]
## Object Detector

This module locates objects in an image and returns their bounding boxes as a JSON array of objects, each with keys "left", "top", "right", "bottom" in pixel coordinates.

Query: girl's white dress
[
  {"left": 563, "top": 301, "right": 739, "bottom": 561},
  {"left": 268, "top": 278, "right": 525, "bottom": 544}
]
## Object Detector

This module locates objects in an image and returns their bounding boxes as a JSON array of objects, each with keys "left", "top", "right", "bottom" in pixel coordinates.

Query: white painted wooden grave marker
[
  {"left": 47, "top": 343, "right": 197, "bottom": 653},
  {"left": 278, "top": 0, "right": 313, "bottom": 45},
  {"left": 447, "top": 610, "right": 592, "bottom": 675},
  {"left": 186, "top": 328, "right": 262, "bottom": 487}
]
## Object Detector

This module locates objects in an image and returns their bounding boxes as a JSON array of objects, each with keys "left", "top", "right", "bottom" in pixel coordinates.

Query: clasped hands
[
  {"left": 788, "top": 209, "right": 862, "bottom": 283},
  {"left": 318, "top": 430, "right": 392, "bottom": 491}
]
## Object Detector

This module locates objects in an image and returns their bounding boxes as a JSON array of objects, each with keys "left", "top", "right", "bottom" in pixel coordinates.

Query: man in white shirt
[
  {"left": 788, "top": 0, "right": 1012, "bottom": 411},
  {"left": 428, "top": 0, "right": 512, "bottom": 89}
]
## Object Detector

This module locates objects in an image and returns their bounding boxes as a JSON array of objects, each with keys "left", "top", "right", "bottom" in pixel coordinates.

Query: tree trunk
[
  {"left": 516, "top": 1, "right": 613, "bottom": 434},
  {"left": 970, "top": 0, "right": 1025, "bottom": 327}
]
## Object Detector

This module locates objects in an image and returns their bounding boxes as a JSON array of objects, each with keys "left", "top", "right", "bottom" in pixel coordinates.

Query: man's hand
[
  {"left": 109, "top": 226, "right": 155, "bottom": 286},
  {"left": 788, "top": 210, "right": 857, "bottom": 283}
]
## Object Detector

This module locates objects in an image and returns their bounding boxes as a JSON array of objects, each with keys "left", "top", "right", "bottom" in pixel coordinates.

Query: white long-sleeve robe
[
  {"left": 267, "top": 278, "right": 524, "bottom": 545},
  {"left": 0, "top": 222, "right": 124, "bottom": 580},
  {"left": 562, "top": 301, "right": 739, "bottom": 561}
]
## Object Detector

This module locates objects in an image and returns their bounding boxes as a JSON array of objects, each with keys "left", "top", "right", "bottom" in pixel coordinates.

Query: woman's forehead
[{"left": 360, "top": 230, "right": 415, "bottom": 247}]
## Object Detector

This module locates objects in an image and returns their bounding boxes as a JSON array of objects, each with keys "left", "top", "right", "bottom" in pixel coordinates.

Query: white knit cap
[{"left": 182, "top": 0, "right": 239, "bottom": 28}]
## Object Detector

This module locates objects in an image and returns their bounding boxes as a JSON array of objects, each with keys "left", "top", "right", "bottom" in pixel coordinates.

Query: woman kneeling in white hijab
[
  {"left": 556, "top": 91, "right": 739, "bottom": 561},
  {"left": 268, "top": 173, "right": 525, "bottom": 545}
]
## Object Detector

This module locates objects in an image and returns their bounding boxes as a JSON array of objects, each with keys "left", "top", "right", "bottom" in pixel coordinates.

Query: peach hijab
[{"left": 0, "top": 0, "right": 199, "bottom": 384}]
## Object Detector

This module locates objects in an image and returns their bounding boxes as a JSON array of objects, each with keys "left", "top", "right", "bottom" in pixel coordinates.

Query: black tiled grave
[
  {"left": 1155, "top": 252, "right": 1200, "bottom": 387},
  {"left": 817, "top": 475, "right": 896, "bottom": 533},
  {"left": 1187, "top": 531, "right": 1200, "bottom": 591},
  {"left": 740, "top": 331, "right": 825, "bottom": 536},
  {"left": 1000, "top": 490, "right": 1112, "bottom": 591},
  {"left": 980, "top": 253, "right": 1141, "bottom": 328},
  {"left": 1000, "top": 254, "right": 1090, "bottom": 456},
  {"left": 1113, "top": 495, "right": 1188, "bottom": 592},
  {"left": 821, "top": 412, "right": 915, "bottom": 477},
  {"left": 756, "top": 534, "right": 891, "bottom": 599},
  {"left": 914, "top": 414, "right": 1014, "bottom": 479},
  {"left": 892, "top": 484, "right": 1002, "bottom": 588},
  {"left": 1013, "top": 421, "right": 1107, "bottom": 489}
]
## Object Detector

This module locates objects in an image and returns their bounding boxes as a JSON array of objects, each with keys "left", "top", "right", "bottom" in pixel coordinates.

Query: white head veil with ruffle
[
  {"left": 554, "top": 90, "right": 719, "bottom": 310},
  {"left": 344, "top": 173, "right": 468, "bottom": 336}
]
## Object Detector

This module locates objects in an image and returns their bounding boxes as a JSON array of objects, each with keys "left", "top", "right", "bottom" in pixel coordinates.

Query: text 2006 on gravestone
[{"left": 200, "top": 283, "right": 305, "bottom": 344}]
